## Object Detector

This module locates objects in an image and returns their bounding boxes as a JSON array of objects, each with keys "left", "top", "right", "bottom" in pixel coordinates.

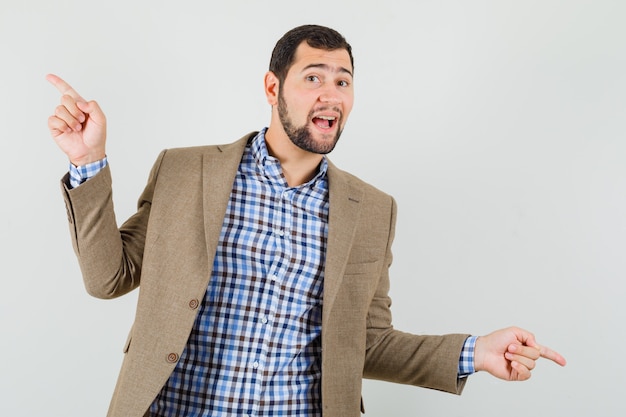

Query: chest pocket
[
  {"left": 344, "top": 260, "right": 380, "bottom": 276},
  {"left": 341, "top": 260, "right": 381, "bottom": 307}
]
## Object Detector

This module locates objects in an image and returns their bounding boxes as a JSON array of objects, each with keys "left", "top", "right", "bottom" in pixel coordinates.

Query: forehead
[{"left": 289, "top": 42, "right": 353, "bottom": 76}]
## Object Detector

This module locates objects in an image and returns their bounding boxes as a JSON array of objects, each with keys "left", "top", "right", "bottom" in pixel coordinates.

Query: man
[{"left": 47, "top": 25, "right": 566, "bottom": 417}]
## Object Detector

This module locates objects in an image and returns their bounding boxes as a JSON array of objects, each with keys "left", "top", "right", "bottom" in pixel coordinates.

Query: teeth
[{"left": 317, "top": 115, "right": 336, "bottom": 120}]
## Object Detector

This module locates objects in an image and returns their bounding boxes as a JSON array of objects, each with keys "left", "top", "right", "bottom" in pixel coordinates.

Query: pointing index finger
[
  {"left": 46, "top": 73, "right": 85, "bottom": 101},
  {"left": 535, "top": 343, "right": 567, "bottom": 367}
]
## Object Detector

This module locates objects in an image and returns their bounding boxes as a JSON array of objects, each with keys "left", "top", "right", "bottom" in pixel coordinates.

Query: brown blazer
[{"left": 61, "top": 132, "right": 468, "bottom": 417}]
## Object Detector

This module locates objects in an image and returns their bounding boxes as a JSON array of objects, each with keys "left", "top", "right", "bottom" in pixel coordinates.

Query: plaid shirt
[{"left": 69, "top": 129, "right": 475, "bottom": 416}]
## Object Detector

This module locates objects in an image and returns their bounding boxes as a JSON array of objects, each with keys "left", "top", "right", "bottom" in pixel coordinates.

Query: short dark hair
[{"left": 269, "top": 24, "right": 354, "bottom": 83}]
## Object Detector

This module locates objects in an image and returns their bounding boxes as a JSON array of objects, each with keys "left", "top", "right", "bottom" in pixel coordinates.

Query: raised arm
[{"left": 46, "top": 74, "right": 107, "bottom": 166}]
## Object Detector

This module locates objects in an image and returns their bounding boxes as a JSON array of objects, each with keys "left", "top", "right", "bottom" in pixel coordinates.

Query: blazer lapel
[
  {"left": 323, "top": 161, "right": 363, "bottom": 324},
  {"left": 202, "top": 133, "right": 255, "bottom": 264}
]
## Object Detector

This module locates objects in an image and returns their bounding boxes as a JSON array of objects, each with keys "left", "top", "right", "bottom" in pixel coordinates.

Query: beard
[{"left": 277, "top": 90, "right": 344, "bottom": 155}]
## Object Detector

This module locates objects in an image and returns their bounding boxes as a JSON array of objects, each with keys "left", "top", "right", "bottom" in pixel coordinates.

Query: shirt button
[
  {"left": 166, "top": 353, "right": 179, "bottom": 363},
  {"left": 253, "top": 361, "right": 259, "bottom": 369},
  {"left": 270, "top": 274, "right": 278, "bottom": 281},
  {"left": 261, "top": 316, "right": 268, "bottom": 324},
  {"left": 276, "top": 229, "right": 284, "bottom": 237},
  {"left": 188, "top": 299, "right": 199, "bottom": 309}
]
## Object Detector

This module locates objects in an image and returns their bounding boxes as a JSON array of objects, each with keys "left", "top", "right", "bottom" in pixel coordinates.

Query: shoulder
[
  {"left": 326, "top": 160, "right": 397, "bottom": 224},
  {"left": 145, "top": 132, "right": 257, "bottom": 183},
  {"left": 160, "top": 131, "right": 257, "bottom": 162},
  {"left": 327, "top": 160, "right": 393, "bottom": 203}
]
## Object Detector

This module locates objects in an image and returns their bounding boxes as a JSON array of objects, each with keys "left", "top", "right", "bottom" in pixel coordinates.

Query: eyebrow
[{"left": 301, "top": 63, "right": 353, "bottom": 78}]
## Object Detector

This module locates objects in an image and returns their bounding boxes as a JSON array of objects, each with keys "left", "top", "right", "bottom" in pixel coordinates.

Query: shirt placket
[{"left": 248, "top": 180, "right": 295, "bottom": 416}]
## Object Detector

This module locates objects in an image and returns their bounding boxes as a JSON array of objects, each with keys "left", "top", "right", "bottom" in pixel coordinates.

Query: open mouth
[{"left": 312, "top": 115, "right": 337, "bottom": 129}]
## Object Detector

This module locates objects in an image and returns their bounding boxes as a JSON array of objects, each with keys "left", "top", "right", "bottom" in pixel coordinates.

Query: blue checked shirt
[{"left": 68, "top": 129, "right": 476, "bottom": 416}]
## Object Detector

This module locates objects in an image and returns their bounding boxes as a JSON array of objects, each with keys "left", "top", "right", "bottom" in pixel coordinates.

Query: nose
[{"left": 319, "top": 85, "right": 342, "bottom": 105}]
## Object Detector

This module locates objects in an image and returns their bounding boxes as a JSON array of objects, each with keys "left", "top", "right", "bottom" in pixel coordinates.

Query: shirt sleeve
[
  {"left": 458, "top": 335, "right": 477, "bottom": 377},
  {"left": 68, "top": 157, "right": 108, "bottom": 188}
]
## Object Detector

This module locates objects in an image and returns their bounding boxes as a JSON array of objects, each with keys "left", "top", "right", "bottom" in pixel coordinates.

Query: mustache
[{"left": 309, "top": 106, "right": 343, "bottom": 118}]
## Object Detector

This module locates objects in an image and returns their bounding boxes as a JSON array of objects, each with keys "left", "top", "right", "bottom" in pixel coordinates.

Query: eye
[
  {"left": 306, "top": 75, "right": 321, "bottom": 83},
  {"left": 337, "top": 80, "right": 350, "bottom": 87}
]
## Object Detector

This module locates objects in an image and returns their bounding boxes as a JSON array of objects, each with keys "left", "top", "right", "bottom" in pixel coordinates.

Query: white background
[{"left": 1, "top": 0, "right": 624, "bottom": 415}]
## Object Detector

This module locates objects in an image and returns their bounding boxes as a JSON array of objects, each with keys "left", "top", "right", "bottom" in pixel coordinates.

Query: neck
[{"left": 264, "top": 125, "right": 323, "bottom": 187}]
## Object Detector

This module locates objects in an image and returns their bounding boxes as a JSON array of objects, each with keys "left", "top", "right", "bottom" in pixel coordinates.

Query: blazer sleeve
[
  {"left": 363, "top": 196, "right": 470, "bottom": 395},
  {"left": 60, "top": 151, "right": 166, "bottom": 299}
]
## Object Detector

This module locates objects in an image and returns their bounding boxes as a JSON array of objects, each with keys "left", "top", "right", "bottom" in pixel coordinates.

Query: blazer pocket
[
  {"left": 344, "top": 260, "right": 380, "bottom": 276},
  {"left": 343, "top": 261, "right": 382, "bottom": 303}
]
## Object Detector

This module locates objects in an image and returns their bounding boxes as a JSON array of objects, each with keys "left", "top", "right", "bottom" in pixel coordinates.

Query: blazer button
[
  {"left": 189, "top": 299, "right": 199, "bottom": 309},
  {"left": 166, "top": 353, "right": 179, "bottom": 363}
]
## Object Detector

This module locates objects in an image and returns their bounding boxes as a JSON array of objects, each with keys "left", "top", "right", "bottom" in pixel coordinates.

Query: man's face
[{"left": 277, "top": 42, "right": 354, "bottom": 154}]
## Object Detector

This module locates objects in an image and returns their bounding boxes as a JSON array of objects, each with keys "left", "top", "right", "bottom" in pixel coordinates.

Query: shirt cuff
[
  {"left": 458, "top": 335, "right": 478, "bottom": 377},
  {"left": 68, "top": 157, "right": 108, "bottom": 188}
]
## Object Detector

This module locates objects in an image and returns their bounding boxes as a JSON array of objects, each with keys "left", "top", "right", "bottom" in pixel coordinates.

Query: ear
[{"left": 264, "top": 71, "right": 279, "bottom": 106}]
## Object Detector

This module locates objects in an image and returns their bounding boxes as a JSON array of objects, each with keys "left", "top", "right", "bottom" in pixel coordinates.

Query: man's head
[
  {"left": 269, "top": 24, "right": 354, "bottom": 85},
  {"left": 265, "top": 25, "right": 355, "bottom": 155}
]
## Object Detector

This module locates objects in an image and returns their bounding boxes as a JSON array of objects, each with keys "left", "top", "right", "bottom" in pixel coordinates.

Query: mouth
[{"left": 312, "top": 115, "right": 338, "bottom": 130}]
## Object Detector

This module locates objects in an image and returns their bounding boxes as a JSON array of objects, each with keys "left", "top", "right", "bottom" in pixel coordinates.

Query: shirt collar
[{"left": 250, "top": 128, "right": 329, "bottom": 187}]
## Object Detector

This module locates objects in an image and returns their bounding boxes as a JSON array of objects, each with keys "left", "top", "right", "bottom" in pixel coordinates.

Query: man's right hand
[{"left": 47, "top": 74, "right": 107, "bottom": 166}]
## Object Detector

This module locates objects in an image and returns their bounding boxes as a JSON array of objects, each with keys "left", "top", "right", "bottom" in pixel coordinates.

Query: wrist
[{"left": 70, "top": 152, "right": 106, "bottom": 167}]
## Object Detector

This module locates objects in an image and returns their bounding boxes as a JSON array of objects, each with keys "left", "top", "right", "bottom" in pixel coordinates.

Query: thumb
[
  {"left": 76, "top": 100, "right": 106, "bottom": 126},
  {"left": 511, "top": 327, "right": 537, "bottom": 347}
]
